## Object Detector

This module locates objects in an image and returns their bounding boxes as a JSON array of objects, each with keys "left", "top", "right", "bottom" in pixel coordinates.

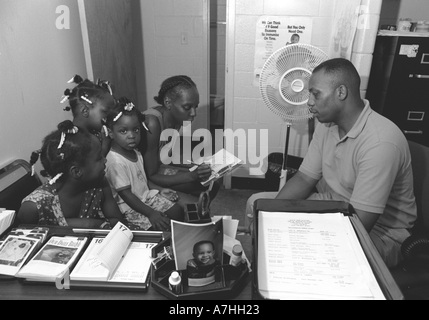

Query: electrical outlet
[{"left": 181, "top": 32, "right": 188, "bottom": 45}]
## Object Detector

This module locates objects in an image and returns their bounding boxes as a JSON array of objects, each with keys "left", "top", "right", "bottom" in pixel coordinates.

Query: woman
[{"left": 141, "top": 75, "right": 219, "bottom": 204}]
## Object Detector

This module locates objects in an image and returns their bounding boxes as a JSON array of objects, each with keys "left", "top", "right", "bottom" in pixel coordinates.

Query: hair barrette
[
  {"left": 97, "top": 79, "right": 113, "bottom": 96},
  {"left": 60, "top": 95, "right": 69, "bottom": 104},
  {"left": 102, "top": 125, "right": 109, "bottom": 137},
  {"left": 113, "top": 112, "right": 123, "bottom": 122},
  {"left": 81, "top": 95, "right": 93, "bottom": 104},
  {"left": 124, "top": 102, "right": 135, "bottom": 111},
  {"left": 142, "top": 122, "right": 150, "bottom": 133},
  {"left": 49, "top": 173, "right": 63, "bottom": 185},
  {"left": 58, "top": 126, "right": 79, "bottom": 149}
]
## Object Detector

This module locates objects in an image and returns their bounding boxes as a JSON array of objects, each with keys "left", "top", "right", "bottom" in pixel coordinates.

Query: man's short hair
[{"left": 313, "top": 58, "right": 361, "bottom": 91}]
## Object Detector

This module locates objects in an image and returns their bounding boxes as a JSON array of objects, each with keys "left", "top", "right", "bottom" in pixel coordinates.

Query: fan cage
[{"left": 259, "top": 43, "right": 328, "bottom": 123}]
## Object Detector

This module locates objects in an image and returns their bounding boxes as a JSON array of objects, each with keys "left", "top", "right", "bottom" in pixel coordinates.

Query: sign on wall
[{"left": 253, "top": 16, "right": 313, "bottom": 86}]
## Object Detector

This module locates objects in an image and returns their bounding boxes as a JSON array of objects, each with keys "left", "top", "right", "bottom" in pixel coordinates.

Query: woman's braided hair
[{"left": 153, "top": 75, "right": 196, "bottom": 105}]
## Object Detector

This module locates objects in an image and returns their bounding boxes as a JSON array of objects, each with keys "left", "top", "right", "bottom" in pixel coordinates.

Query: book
[
  {"left": 16, "top": 235, "right": 88, "bottom": 283},
  {"left": 189, "top": 148, "right": 242, "bottom": 186},
  {"left": 7, "top": 226, "right": 49, "bottom": 245},
  {"left": 143, "top": 189, "right": 175, "bottom": 212},
  {"left": 256, "top": 210, "right": 386, "bottom": 300},
  {"left": 69, "top": 222, "right": 157, "bottom": 290},
  {"left": 0, "top": 235, "right": 40, "bottom": 276}
]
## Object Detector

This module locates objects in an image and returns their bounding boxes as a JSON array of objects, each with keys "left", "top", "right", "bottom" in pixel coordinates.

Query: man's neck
[{"left": 337, "top": 99, "right": 365, "bottom": 139}]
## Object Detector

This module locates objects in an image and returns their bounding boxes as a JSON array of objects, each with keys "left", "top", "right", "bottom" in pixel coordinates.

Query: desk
[{"left": 0, "top": 233, "right": 253, "bottom": 300}]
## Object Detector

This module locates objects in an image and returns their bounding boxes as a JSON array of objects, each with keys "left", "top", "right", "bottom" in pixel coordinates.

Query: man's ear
[
  {"left": 69, "top": 165, "right": 83, "bottom": 179},
  {"left": 337, "top": 84, "right": 348, "bottom": 101}
]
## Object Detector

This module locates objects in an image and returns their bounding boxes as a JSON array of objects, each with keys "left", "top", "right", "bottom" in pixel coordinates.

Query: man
[{"left": 247, "top": 58, "right": 416, "bottom": 268}]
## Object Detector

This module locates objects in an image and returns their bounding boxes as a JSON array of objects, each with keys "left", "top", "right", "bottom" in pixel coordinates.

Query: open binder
[{"left": 252, "top": 199, "right": 404, "bottom": 300}]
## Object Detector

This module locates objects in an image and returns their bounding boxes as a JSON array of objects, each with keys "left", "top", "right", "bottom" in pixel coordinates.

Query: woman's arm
[{"left": 142, "top": 115, "right": 208, "bottom": 187}]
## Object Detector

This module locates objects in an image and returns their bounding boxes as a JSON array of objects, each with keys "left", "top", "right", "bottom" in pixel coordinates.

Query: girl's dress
[{"left": 22, "top": 183, "right": 108, "bottom": 226}]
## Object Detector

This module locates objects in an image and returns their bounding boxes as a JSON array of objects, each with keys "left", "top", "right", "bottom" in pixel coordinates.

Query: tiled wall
[{"left": 229, "top": 0, "right": 382, "bottom": 179}]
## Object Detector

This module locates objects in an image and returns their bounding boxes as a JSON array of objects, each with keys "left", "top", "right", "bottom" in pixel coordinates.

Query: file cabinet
[{"left": 367, "top": 34, "right": 429, "bottom": 147}]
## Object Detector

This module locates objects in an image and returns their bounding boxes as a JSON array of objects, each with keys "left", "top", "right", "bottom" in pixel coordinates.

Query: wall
[
  {"left": 227, "top": 0, "right": 382, "bottom": 180},
  {"left": 380, "top": 0, "right": 429, "bottom": 26},
  {"left": 138, "top": 0, "right": 209, "bottom": 133},
  {"left": 84, "top": 0, "right": 139, "bottom": 104},
  {"left": 0, "top": 0, "right": 86, "bottom": 172},
  {"left": 210, "top": 0, "right": 227, "bottom": 97}
]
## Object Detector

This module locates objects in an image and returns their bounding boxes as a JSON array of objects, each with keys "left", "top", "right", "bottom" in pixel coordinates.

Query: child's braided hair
[
  {"left": 61, "top": 75, "right": 113, "bottom": 115},
  {"left": 30, "top": 120, "right": 94, "bottom": 185},
  {"left": 106, "top": 97, "right": 145, "bottom": 128}
]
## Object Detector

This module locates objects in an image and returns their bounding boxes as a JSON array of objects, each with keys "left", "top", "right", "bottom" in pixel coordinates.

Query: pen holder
[
  {"left": 184, "top": 191, "right": 211, "bottom": 224},
  {"left": 151, "top": 237, "right": 249, "bottom": 300}
]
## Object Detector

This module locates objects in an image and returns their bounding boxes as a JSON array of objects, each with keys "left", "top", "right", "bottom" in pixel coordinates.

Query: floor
[{"left": 209, "top": 185, "right": 263, "bottom": 228}]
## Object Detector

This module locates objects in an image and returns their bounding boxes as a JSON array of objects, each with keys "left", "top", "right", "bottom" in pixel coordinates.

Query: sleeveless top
[{"left": 143, "top": 107, "right": 182, "bottom": 164}]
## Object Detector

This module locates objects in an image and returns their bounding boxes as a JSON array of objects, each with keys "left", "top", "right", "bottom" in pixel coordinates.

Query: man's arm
[
  {"left": 353, "top": 208, "right": 380, "bottom": 232},
  {"left": 275, "top": 170, "right": 319, "bottom": 200}
]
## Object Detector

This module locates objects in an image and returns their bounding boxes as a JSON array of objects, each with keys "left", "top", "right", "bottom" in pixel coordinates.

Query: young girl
[
  {"left": 61, "top": 75, "right": 116, "bottom": 156},
  {"left": 141, "top": 75, "right": 219, "bottom": 203},
  {"left": 105, "top": 97, "right": 184, "bottom": 231},
  {"left": 18, "top": 120, "right": 124, "bottom": 229}
]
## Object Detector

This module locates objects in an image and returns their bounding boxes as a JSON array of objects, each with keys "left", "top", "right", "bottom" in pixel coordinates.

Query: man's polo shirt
[{"left": 300, "top": 100, "right": 416, "bottom": 229}]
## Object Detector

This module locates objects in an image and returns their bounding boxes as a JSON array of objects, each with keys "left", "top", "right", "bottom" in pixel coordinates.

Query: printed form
[{"left": 257, "top": 211, "right": 385, "bottom": 300}]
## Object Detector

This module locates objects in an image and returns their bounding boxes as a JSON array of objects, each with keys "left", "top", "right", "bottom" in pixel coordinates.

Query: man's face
[{"left": 307, "top": 70, "right": 339, "bottom": 123}]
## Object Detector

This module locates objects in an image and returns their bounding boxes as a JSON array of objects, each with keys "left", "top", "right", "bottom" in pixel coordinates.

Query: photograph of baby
[{"left": 171, "top": 219, "right": 223, "bottom": 287}]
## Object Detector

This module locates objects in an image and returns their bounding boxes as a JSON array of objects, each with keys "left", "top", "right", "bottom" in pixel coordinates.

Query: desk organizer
[{"left": 151, "top": 237, "right": 249, "bottom": 300}]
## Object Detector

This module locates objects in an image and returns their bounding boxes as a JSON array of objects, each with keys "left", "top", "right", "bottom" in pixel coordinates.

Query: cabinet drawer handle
[
  {"left": 410, "top": 74, "right": 429, "bottom": 79},
  {"left": 404, "top": 130, "right": 423, "bottom": 135}
]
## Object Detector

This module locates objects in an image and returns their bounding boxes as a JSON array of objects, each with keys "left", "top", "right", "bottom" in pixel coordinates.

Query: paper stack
[{"left": 0, "top": 209, "right": 15, "bottom": 238}]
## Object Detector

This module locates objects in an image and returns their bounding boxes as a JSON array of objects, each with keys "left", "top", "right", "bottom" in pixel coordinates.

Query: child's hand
[
  {"left": 148, "top": 211, "right": 171, "bottom": 231},
  {"left": 160, "top": 189, "right": 179, "bottom": 202}
]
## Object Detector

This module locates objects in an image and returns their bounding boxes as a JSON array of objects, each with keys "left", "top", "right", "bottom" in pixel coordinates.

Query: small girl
[
  {"left": 61, "top": 75, "right": 116, "bottom": 156},
  {"left": 18, "top": 120, "right": 124, "bottom": 229},
  {"left": 105, "top": 97, "right": 184, "bottom": 231}
]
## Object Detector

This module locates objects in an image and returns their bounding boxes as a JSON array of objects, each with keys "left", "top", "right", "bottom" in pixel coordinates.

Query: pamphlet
[
  {"left": 16, "top": 235, "right": 88, "bottom": 282},
  {"left": 190, "top": 148, "right": 242, "bottom": 186}
]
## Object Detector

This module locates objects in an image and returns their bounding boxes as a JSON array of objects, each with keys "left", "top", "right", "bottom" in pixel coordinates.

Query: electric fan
[{"left": 259, "top": 43, "right": 329, "bottom": 190}]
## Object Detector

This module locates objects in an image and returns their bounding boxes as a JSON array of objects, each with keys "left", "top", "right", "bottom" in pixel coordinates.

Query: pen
[
  {"left": 187, "top": 160, "right": 205, "bottom": 167},
  {"left": 187, "top": 160, "right": 217, "bottom": 176}
]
